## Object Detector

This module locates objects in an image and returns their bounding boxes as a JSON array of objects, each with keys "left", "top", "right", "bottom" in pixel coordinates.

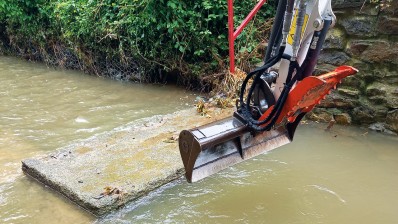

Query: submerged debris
[{"left": 325, "top": 119, "right": 336, "bottom": 131}]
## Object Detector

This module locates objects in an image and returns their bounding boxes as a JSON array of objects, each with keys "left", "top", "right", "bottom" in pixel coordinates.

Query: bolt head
[{"left": 313, "top": 20, "right": 321, "bottom": 28}]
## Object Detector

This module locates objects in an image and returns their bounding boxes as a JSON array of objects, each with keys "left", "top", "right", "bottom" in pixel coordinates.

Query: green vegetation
[{"left": 0, "top": 0, "right": 275, "bottom": 84}]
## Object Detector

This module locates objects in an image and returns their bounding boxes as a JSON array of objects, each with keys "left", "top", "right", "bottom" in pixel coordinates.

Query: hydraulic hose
[
  {"left": 240, "top": 60, "right": 298, "bottom": 129},
  {"left": 239, "top": 0, "right": 300, "bottom": 131},
  {"left": 239, "top": 48, "right": 297, "bottom": 128},
  {"left": 281, "top": 0, "right": 295, "bottom": 46},
  {"left": 239, "top": 46, "right": 286, "bottom": 112},
  {"left": 247, "top": 62, "right": 299, "bottom": 132},
  {"left": 264, "top": 0, "right": 287, "bottom": 61}
]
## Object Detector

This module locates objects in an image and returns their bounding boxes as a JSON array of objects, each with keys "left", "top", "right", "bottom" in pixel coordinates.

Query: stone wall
[{"left": 310, "top": 0, "right": 398, "bottom": 134}]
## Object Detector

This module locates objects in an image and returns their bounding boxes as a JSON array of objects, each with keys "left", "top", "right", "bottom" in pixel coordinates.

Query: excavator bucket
[
  {"left": 179, "top": 113, "right": 298, "bottom": 183},
  {"left": 179, "top": 66, "right": 358, "bottom": 182}
]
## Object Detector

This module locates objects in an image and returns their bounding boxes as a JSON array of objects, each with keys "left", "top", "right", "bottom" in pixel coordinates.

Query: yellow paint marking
[{"left": 287, "top": 9, "right": 309, "bottom": 45}]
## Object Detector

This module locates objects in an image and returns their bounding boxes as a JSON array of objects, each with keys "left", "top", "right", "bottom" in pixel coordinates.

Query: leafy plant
[{"left": 0, "top": 0, "right": 276, "bottom": 83}]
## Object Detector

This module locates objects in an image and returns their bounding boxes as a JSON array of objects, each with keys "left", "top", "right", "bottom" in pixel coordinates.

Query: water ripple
[{"left": 307, "top": 184, "right": 347, "bottom": 204}]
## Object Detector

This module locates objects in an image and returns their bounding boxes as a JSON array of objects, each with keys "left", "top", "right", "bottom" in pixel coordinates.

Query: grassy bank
[{"left": 0, "top": 0, "right": 275, "bottom": 88}]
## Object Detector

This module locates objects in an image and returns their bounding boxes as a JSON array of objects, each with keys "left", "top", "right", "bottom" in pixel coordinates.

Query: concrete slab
[{"left": 22, "top": 108, "right": 233, "bottom": 216}]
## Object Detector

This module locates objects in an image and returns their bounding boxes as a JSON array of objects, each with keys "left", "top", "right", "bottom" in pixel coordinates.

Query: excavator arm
[{"left": 179, "top": 0, "right": 358, "bottom": 183}]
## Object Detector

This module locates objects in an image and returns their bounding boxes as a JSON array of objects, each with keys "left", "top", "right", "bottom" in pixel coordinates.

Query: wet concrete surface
[{"left": 22, "top": 108, "right": 233, "bottom": 216}]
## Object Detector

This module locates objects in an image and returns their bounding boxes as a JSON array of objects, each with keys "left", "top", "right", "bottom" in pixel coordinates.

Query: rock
[
  {"left": 318, "top": 51, "right": 350, "bottom": 66},
  {"left": 366, "top": 83, "right": 387, "bottom": 97},
  {"left": 314, "top": 64, "right": 337, "bottom": 75},
  {"left": 386, "top": 109, "right": 398, "bottom": 132},
  {"left": 340, "top": 16, "right": 377, "bottom": 37},
  {"left": 382, "top": 0, "right": 398, "bottom": 15},
  {"left": 339, "top": 75, "right": 364, "bottom": 89},
  {"left": 339, "top": 61, "right": 369, "bottom": 87},
  {"left": 385, "top": 69, "right": 398, "bottom": 85},
  {"left": 334, "top": 113, "right": 352, "bottom": 125},
  {"left": 306, "top": 108, "right": 333, "bottom": 123},
  {"left": 373, "top": 67, "right": 391, "bottom": 80},
  {"left": 369, "top": 122, "right": 385, "bottom": 132},
  {"left": 323, "top": 28, "right": 346, "bottom": 50},
  {"left": 360, "top": 41, "right": 398, "bottom": 65},
  {"left": 377, "top": 16, "right": 398, "bottom": 35},
  {"left": 345, "top": 40, "right": 398, "bottom": 66},
  {"left": 357, "top": 70, "right": 381, "bottom": 84},
  {"left": 346, "top": 40, "right": 373, "bottom": 57},
  {"left": 393, "top": 88, "right": 398, "bottom": 95},
  {"left": 351, "top": 61, "right": 371, "bottom": 72},
  {"left": 332, "top": 0, "right": 363, "bottom": 9},
  {"left": 369, "top": 122, "right": 397, "bottom": 135},
  {"left": 364, "top": 82, "right": 398, "bottom": 109},
  {"left": 351, "top": 106, "right": 375, "bottom": 124},
  {"left": 369, "top": 95, "right": 388, "bottom": 105},
  {"left": 355, "top": 2, "right": 380, "bottom": 16},
  {"left": 359, "top": 68, "right": 398, "bottom": 85},
  {"left": 318, "top": 92, "right": 356, "bottom": 109},
  {"left": 386, "top": 76, "right": 398, "bottom": 85},
  {"left": 370, "top": 122, "right": 390, "bottom": 133},
  {"left": 327, "top": 108, "right": 344, "bottom": 115},
  {"left": 338, "top": 88, "right": 359, "bottom": 98},
  {"left": 374, "top": 106, "right": 389, "bottom": 121},
  {"left": 386, "top": 96, "right": 398, "bottom": 109}
]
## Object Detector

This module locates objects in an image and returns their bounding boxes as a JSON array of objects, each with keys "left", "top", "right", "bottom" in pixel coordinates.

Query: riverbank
[{"left": 0, "top": 1, "right": 275, "bottom": 88}]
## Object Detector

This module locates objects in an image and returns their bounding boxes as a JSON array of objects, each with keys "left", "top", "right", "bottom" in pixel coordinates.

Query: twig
[{"left": 359, "top": 0, "right": 367, "bottom": 12}]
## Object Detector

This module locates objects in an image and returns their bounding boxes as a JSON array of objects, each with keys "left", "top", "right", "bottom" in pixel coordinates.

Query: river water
[{"left": 1, "top": 57, "right": 398, "bottom": 223}]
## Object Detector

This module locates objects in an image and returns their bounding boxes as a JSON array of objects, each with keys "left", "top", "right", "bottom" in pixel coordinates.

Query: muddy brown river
[{"left": 1, "top": 56, "right": 398, "bottom": 223}]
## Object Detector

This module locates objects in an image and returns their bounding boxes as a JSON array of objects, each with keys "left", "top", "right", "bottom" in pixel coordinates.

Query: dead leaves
[
  {"left": 194, "top": 68, "right": 248, "bottom": 117},
  {"left": 215, "top": 97, "right": 235, "bottom": 109},
  {"left": 196, "top": 99, "right": 208, "bottom": 115},
  {"left": 163, "top": 134, "right": 179, "bottom": 143},
  {"left": 93, "top": 186, "right": 127, "bottom": 202},
  {"left": 195, "top": 97, "right": 235, "bottom": 117}
]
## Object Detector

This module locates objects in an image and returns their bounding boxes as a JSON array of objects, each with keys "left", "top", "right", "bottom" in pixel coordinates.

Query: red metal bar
[
  {"left": 228, "top": 0, "right": 235, "bottom": 73},
  {"left": 233, "top": 0, "right": 268, "bottom": 40},
  {"left": 228, "top": 0, "right": 268, "bottom": 73}
]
